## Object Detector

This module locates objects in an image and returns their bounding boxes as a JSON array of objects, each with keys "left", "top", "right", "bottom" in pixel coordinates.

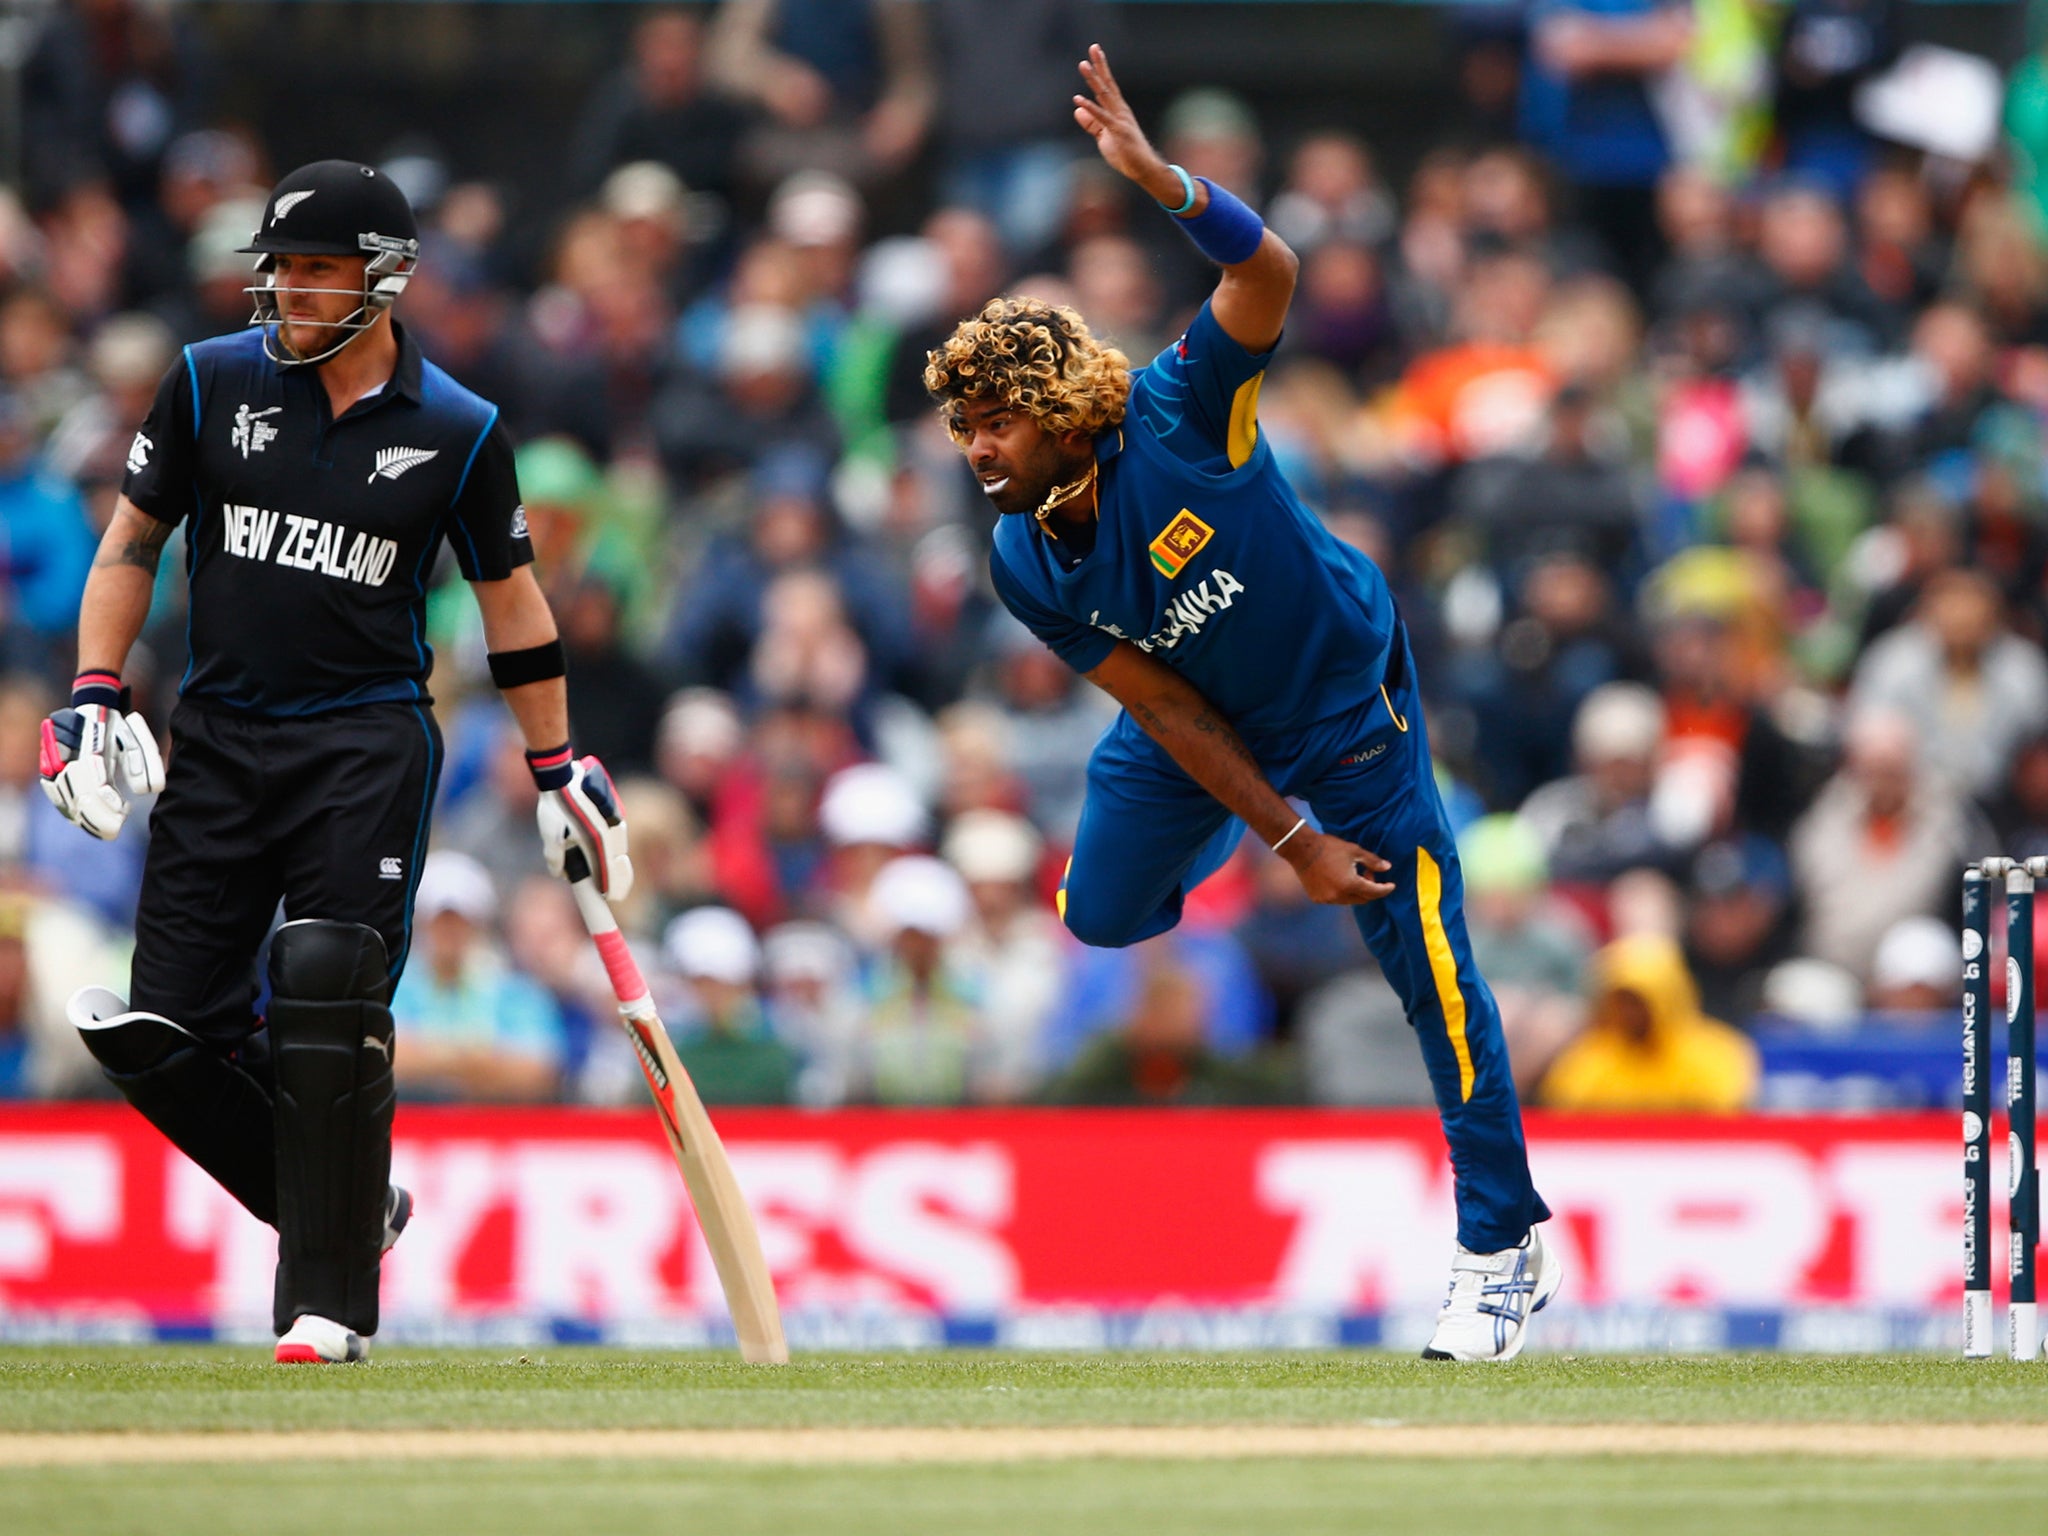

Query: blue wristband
[
  {"left": 526, "top": 743, "right": 575, "bottom": 791},
  {"left": 71, "top": 671, "right": 122, "bottom": 711},
  {"left": 1157, "top": 163, "right": 1197, "bottom": 218},
  {"left": 1174, "top": 177, "right": 1265, "bottom": 267}
]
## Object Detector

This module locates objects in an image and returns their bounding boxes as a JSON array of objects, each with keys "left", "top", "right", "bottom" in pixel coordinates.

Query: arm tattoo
[
  {"left": 1129, "top": 699, "right": 1169, "bottom": 737},
  {"left": 1190, "top": 703, "right": 1261, "bottom": 769},
  {"left": 95, "top": 517, "right": 172, "bottom": 574}
]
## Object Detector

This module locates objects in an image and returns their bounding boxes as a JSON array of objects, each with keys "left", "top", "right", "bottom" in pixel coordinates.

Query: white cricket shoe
[
  {"left": 274, "top": 1314, "right": 367, "bottom": 1365},
  {"left": 1421, "top": 1226, "right": 1561, "bottom": 1362}
]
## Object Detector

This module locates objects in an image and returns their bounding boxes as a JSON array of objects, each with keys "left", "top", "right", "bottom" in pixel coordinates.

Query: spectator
[
  {"left": 973, "top": 614, "right": 1113, "bottom": 841},
  {"left": 662, "top": 906, "right": 798, "bottom": 1105},
  {"left": 22, "top": 0, "right": 214, "bottom": 208},
  {"left": 1519, "top": 0, "right": 1693, "bottom": 290},
  {"left": 1452, "top": 556, "right": 1646, "bottom": 808},
  {"left": 709, "top": 0, "right": 934, "bottom": 192},
  {"left": 1390, "top": 247, "right": 1556, "bottom": 469},
  {"left": 124, "top": 129, "right": 262, "bottom": 304},
  {"left": 1286, "top": 240, "right": 1401, "bottom": 383},
  {"left": 45, "top": 311, "right": 176, "bottom": 498},
  {"left": 0, "top": 387, "right": 95, "bottom": 671},
  {"left": 435, "top": 719, "right": 549, "bottom": 899},
  {"left": 1538, "top": 931, "right": 1759, "bottom": 1110},
  {"left": 1149, "top": 87, "right": 1267, "bottom": 307},
  {"left": 1683, "top": 834, "right": 1797, "bottom": 1025},
  {"left": 818, "top": 761, "right": 927, "bottom": 944},
  {"left": 1454, "top": 385, "right": 1644, "bottom": 585},
  {"left": 1853, "top": 162, "right": 1945, "bottom": 318},
  {"left": 502, "top": 875, "right": 608, "bottom": 1087},
  {"left": 1046, "top": 940, "right": 1298, "bottom": 1106},
  {"left": 1066, "top": 233, "right": 1168, "bottom": 364},
  {"left": 664, "top": 450, "right": 908, "bottom": 698},
  {"left": 1751, "top": 180, "right": 1896, "bottom": 355},
  {"left": 1460, "top": 814, "right": 1592, "bottom": 1093},
  {"left": 881, "top": 207, "right": 1008, "bottom": 426},
  {"left": 609, "top": 777, "right": 716, "bottom": 946},
  {"left": 1789, "top": 709, "right": 1989, "bottom": 986},
  {"left": 1233, "top": 837, "right": 1367, "bottom": 1040},
  {"left": 927, "top": 0, "right": 1098, "bottom": 257},
  {"left": 655, "top": 304, "right": 843, "bottom": 493},
  {"left": 1650, "top": 165, "right": 1766, "bottom": 332},
  {"left": 1295, "top": 963, "right": 1438, "bottom": 1106},
  {"left": 943, "top": 809, "right": 1065, "bottom": 1099},
  {"left": 559, "top": 577, "right": 662, "bottom": 778},
  {"left": 1850, "top": 568, "right": 2048, "bottom": 801},
  {"left": 0, "top": 888, "right": 118, "bottom": 1099},
  {"left": 1268, "top": 131, "right": 1395, "bottom": 257},
  {"left": 848, "top": 854, "right": 986, "bottom": 1104},
  {"left": 150, "top": 197, "right": 266, "bottom": 347},
  {"left": 1864, "top": 913, "right": 1960, "bottom": 1019},
  {"left": 658, "top": 688, "right": 748, "bottom": 826},
  {"left": 1771, "top": 0, "right": 1899, "bottom": 202},
  {"left": 1954, "top": 197, "right": 2047, "bottom": 350},
  {"left": 569, "top": 7, "right": 749, "bottom": 205},
  {"left": 762, "top": 919, "right": 863, "bottom": 1105},
  {"left": 1520, "top": 681, "right": 1675, "bottom": 884},
  {"left": 391, "top": 852, "right": 567, "bottom": 1102}
]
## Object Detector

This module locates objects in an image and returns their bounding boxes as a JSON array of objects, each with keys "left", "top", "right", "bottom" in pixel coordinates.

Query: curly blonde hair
[{"left": 924, "top": 296, "right": 1131, "bottom": 443}]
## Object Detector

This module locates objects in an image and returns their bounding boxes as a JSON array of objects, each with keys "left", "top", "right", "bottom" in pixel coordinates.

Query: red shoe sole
[{"left": 273, "top": 1344, "right": 326, "bottom": 1364}]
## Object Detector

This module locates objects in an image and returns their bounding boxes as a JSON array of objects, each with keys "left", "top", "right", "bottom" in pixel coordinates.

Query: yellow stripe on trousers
[{"left": 1415, "top": 846, "right": 1475, "bottom": 1102}]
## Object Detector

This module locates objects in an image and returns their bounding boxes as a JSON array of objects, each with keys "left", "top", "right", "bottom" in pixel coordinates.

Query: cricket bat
[{"left": 567, "top": 877, "right": 789, "bottom": 1364}]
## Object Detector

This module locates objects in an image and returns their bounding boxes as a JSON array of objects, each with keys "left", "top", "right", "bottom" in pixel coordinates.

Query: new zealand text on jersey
[{"left": 221, "top": 503, "right": 399, "bottom": 588}]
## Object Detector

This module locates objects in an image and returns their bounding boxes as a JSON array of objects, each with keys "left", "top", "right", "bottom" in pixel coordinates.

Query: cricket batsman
[
  {"left": 38, "top": 160, "right": 630, "bottom": 1363},
  {"left": 926, "top": 48, "right": 1558, "bottom": 1359}
]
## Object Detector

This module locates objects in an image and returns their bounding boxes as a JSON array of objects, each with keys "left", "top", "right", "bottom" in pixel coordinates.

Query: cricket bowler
[
  {"left": 38, "top": 159, "right": 630, "bottom": 1363},
  {"left": 926, "top": 48, "right": 1559, "bottom": 1359}
]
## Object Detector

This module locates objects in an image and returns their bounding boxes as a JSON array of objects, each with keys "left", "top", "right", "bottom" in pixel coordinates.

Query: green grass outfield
[{"left": 3, "top": 1350, "right": 2046, "bottom": 1535}]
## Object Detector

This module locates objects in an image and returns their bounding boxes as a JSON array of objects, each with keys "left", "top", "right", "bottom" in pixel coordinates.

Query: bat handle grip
[{"left": 569, "top": 877, "right": 651, "bottom": 1009}]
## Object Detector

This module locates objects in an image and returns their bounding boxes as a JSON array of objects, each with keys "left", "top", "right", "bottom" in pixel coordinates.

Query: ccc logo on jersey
[{"left": 1148, "top": 509, "right": 1215, "bottom": 579}]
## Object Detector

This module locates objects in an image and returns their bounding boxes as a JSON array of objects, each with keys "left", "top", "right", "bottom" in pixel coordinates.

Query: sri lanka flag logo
[{"left": 1149, "top": 509, "right": 1215, "bottom": 579}]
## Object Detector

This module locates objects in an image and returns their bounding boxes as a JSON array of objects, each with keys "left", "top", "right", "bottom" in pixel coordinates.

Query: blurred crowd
[{"left": 3, "top": 0, "right": 2046, "bottom": 1112}]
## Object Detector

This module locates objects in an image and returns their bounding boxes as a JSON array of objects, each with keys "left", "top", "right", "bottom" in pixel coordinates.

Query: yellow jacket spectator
[{"left": 1538, "top": 933, "right": 1759, "bottom": 1112}]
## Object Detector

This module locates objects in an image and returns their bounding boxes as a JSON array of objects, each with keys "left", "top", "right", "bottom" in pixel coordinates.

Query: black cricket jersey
[{"left": 121, "top": 323, "right": 532, "bottom": 717}]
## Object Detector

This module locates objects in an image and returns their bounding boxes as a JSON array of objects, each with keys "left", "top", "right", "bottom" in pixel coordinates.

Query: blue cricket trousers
[{"left": 1057, "top": 628, "right": 1550, "bottom": 1252}]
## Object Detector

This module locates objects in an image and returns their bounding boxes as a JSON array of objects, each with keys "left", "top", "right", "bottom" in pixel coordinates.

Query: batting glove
[
  {"left": 535, "top": 753, "right": 634, "bottom": 901},
  {"left": 40, "top": 702, "right": 165, "bottom": 841}
]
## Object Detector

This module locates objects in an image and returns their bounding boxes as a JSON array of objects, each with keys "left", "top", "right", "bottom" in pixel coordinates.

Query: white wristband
[{"left": 1271, "top": 816, "right": 1307, "bottom": 853}]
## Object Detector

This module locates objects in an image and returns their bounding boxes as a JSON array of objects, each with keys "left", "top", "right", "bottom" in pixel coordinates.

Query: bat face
[{"left": 574, "top": 886, "right": 787, "bottom": 1364}]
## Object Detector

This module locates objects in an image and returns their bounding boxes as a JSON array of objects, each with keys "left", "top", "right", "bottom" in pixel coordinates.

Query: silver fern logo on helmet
[{"left": 270, "top": 190, "right": 316, "bottom": 223}]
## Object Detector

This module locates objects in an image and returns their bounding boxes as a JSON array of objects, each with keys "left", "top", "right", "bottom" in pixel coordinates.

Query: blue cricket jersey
[{"left": 989, "top": 300, "right": 1398, "bottom": 781}]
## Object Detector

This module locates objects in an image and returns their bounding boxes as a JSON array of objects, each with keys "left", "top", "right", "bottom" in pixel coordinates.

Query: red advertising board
[{"left": 0, "top": 1106, "right": 1982, "bottom": 1350}]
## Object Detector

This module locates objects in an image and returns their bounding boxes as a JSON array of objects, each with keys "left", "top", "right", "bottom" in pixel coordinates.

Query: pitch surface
[{"left": 3, "top": 1351, "right": 2043, "bottom": 1533}]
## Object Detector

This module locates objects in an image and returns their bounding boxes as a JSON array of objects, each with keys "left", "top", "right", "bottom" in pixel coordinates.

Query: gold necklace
[{"left": 1033, "top": 460, "right": 1098, "bottom": 539}]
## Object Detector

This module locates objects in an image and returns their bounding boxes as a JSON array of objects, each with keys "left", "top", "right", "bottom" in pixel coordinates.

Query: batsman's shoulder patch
[{"left": 1149, "top": 508, "right": 1215, "bottom": 579}]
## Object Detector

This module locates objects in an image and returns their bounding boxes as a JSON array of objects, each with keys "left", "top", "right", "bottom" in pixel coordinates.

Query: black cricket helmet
[{"left": 239, "top": 160, "right": 421, "bottom": 364}]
